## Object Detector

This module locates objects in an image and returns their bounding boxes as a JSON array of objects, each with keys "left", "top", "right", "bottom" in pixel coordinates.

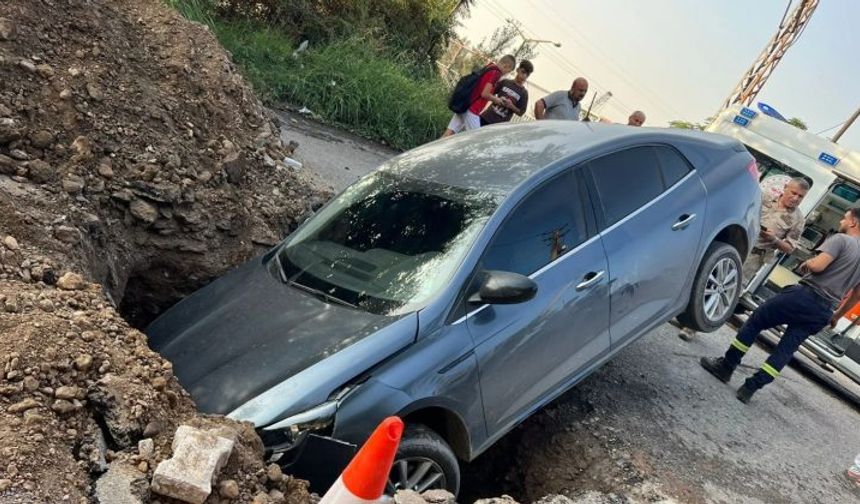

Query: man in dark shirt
[
  {"left": 480, "top": 60, "right": 533, "bottom": 126},
  {"left": 700, "top": 208, "right": 860, "bottom": 403}
]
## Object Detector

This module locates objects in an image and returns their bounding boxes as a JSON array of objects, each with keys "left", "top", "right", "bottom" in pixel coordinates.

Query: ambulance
[{"left": 706, "top": 104, "right": 860, "bottom": 384}]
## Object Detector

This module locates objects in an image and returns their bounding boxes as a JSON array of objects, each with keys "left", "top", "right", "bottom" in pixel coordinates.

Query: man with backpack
[
  {"left": 480, "top": 60, "right": 533, "bottom": 126},
  {"left": 443, "top": 55, "right": 516, "bottom": 137}
]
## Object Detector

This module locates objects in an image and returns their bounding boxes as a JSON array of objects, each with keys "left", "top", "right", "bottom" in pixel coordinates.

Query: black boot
[
  {"left": 736, "top": 384, "right": 756, "bottom": 404},
  {"left": 699, "top": 356, "right": 734, "bottom": 383}
]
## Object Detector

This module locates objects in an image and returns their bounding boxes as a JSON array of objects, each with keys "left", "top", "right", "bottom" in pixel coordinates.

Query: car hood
[{"left": 146, "top": 255, "right": 414, "bottom": 417}]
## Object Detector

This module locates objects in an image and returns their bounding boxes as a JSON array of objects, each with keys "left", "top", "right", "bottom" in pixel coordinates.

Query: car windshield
[{"left": 276, "top": 171, "right": 498, "bottom": 315}]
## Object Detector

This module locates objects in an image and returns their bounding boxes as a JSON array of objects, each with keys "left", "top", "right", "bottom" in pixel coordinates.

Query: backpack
[{"left": 448, "top": 64, "right": 498, "bottom": 114}]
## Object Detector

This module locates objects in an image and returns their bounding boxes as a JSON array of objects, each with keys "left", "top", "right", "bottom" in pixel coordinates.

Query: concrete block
[{"left": 150, "top": 425, "right": 235, "bottom": 504}]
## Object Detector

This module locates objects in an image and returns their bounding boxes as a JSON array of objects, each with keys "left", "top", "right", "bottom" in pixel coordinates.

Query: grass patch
[{"left": 166, "top": 1, "right": 452, "bottom": 150}]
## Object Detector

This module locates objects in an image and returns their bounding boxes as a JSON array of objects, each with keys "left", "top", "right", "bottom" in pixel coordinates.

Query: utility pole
[
  {"left": 720, "top": 0, "right": 819, "bottom": 110},
  {"left": 831, "top": 106, "right": 860, "bottom": 143}
]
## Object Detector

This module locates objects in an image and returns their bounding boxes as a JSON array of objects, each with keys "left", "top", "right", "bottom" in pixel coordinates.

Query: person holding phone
[{"left": 679, "top": 177, "right": 809, "bottom": 340}]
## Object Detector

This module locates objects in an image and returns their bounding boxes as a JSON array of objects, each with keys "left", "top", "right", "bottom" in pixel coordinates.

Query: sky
[{"left": 456, "top": 0, "right": 860, "bottom": 151}]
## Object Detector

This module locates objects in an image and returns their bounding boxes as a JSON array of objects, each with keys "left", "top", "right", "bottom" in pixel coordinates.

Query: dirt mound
[
  {"left": 0, "top": 0, "right": 331, "bottom": 326},
  {"left": 0, "top": 0, "right": 330, "bottom": 502},
  {"left": 0, "top": 279, "right": 312, "bottom": 503}
]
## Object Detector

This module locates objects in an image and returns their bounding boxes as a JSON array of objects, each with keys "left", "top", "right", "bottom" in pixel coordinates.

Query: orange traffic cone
[{"left": 320, "top": 416, "right": 404, "bottom": 504}]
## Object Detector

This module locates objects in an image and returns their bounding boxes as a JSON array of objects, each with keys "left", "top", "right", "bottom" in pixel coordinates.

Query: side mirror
[{"left": 468, "top": 270, "right": 538, "bottom": 305}]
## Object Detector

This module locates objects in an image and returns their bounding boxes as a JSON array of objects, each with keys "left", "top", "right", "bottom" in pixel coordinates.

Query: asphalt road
[
  {"left": 275, "top": 108, "right": 398, "bottom": 193},
  {"left": 517, "top": 321, "right": 860, "bottom": 503},
  {"left": 275, "top": 110, "right": 860, "bottom": 503}
]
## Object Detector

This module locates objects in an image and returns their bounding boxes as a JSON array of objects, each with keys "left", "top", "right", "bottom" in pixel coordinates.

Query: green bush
[
  {"left": 166, "top": 1, "right": 452, "bottom": 149},
  {"left": 213, "top": 0, "right": 460, "bottom": 65},
  {"left": 280, "top": 38, "right": 451, "bottom": 149}
]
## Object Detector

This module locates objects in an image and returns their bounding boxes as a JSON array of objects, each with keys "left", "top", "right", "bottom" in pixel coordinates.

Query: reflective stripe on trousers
[{"left": 723, "top": 285, "right": 831, "bottom": 390}]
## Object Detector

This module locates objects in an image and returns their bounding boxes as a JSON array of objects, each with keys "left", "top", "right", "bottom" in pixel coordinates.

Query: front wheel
[
  {"left": 677, "top": 242, "right": 742, "bottom": 332},
  {"left": 386, "top": 425, "right": 460, "bottom": 496}
]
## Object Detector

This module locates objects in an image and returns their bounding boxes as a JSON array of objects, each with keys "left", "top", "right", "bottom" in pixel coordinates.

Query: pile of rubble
[
  {"left": 0, "top": 275, "right": 313, "bottom": 503},
  {"left": 0, "top": 0, "right": 331, "bottom": 327}
]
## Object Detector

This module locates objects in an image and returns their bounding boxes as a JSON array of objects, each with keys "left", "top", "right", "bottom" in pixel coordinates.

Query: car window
[
  {"left": 654, "top": 145, "right": 693, "bottom": 187},
  {"left": 482, "top": 171, "right": 589, "bottom": 276},
  {"left": 588, "top": 147, "right": 664, "bottom": 227}
]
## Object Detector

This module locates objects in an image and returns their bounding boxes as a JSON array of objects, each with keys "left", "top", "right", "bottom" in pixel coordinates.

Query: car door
[
  {"left": 586, "top": 145, "right": 706, "bottom": 348},
  {"left": 465, "top": 169, "right": 610, "bottom": 436}
]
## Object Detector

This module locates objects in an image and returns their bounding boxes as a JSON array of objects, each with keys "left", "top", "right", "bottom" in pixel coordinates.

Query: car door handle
[
  {"left": 576, "top": 270, "right": 605, "bottom": 291},
  {"left": 671, "top": 213, "right": 697, "bottom": 231}
]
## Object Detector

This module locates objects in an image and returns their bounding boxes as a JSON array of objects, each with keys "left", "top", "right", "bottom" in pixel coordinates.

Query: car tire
[
  {"left": 387, "top": 424, "right": 460, "bottom": 496},
  {"left": 677, "top": 241, "right": 743, "bottom": 333}
]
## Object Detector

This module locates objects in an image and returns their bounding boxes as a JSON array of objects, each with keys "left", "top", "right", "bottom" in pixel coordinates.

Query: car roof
[{"left": 380, "top": 120, "right": 736, "bottom": 195}]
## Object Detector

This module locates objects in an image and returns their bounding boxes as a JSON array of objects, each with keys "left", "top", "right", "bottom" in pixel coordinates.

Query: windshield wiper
[
  {"left": 274, "top": 249, "right": 359, "bottom": 309},
  {"left": 286, "top": 279, "right": 359, "bottom": 309}
]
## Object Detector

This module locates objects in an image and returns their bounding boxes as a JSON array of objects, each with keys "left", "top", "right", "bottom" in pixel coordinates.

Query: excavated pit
[{"left": 117, "top": 256, "right": 218, "bottom": 330}]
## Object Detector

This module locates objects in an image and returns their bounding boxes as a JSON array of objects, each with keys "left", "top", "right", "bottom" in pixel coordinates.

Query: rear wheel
[
  {"left": 386, "top": 425, "right": 460, "bottom": 496},
  {"left": 678, "top": 242, "right": 742, "bottom": 332}
]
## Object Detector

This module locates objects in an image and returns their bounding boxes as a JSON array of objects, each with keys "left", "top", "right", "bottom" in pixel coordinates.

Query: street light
[
  {"left": 526, "top": 39, "right": 561, "bottom": 48},
  {"left": 516, "top": 37, "right": 561, "bottom": 58},
  {"left": 507, "top": 18, "right": 562, "bottom": 54}
]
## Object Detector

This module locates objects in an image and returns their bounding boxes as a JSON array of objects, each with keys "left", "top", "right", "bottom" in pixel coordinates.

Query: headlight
[
  {"left": 263, "top": 400, "right": 338, "bottom": 433},
  {"left": 258, "top": 400, "right": 338, "bottom": 460}
]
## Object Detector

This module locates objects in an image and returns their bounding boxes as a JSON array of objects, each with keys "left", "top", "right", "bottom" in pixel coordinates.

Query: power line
[
  {"left": 521, "top": 0, "right": 682, "bottom": 119},
  {"left": 482, "top": 0, "right": 669, "bottom": 119},
  {"left": 815, "top": 122, "right": 845, "bottom": 135},
  {"left": 480, "top": 0, "right": 625, "bottom": 113}
]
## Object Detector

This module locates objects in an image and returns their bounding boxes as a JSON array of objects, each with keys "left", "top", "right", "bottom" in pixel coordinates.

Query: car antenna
[{"left": 582, "top": 92, "right": 597, "bottom": 122}]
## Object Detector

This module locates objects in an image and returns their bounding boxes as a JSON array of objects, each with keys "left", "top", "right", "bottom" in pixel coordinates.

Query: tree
[
  {"left": 453, "top": 0, "right": 476, "bottom": 15},
  {"left": 787, "top": 117, "right": 807, "bottom": 130},
  {"left": 477, "top": 20, "right": 538, "bottom": 62},
  {"left": 451, "top": 20, "right": 539, "bottom": 76}
]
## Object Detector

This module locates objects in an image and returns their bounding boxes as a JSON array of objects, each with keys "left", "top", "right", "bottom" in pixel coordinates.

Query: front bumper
[{"left": 271, "top": 434, "right": 357, "bottom": 493}]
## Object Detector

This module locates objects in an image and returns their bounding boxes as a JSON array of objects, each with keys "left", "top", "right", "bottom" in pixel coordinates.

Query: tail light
[{"left": 746, "top": 159, "right": 759, "bottom": 182}]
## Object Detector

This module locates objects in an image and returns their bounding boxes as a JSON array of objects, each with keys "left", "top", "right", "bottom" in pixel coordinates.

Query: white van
[{"left": 706, "top": 104, "right": 860, "bottom": 384}]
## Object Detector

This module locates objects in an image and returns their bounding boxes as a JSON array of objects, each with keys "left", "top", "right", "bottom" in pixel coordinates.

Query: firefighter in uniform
[
  {"left": 700, "top": 208, "right": 860, "bottom": 403},
  {"left": 679, "top": 178, "right": 808, "bottom": 340}
]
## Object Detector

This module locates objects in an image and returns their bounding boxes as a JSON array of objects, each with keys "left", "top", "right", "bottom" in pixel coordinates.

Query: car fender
[{"left": 332, "top": 328, "right": 484, "bottom": 459}]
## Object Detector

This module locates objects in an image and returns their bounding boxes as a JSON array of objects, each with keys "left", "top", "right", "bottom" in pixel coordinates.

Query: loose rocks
[{"left": 56, "top": 272, "right": 85, "bottom": 290}]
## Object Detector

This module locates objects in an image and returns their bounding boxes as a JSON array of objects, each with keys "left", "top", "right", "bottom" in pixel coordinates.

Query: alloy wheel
[
  {"left": 386, "top": 457, "right": 447, "bottom": 495},
  {"left": 703, "top": 257, "right": 739, "bottom": 322}
]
